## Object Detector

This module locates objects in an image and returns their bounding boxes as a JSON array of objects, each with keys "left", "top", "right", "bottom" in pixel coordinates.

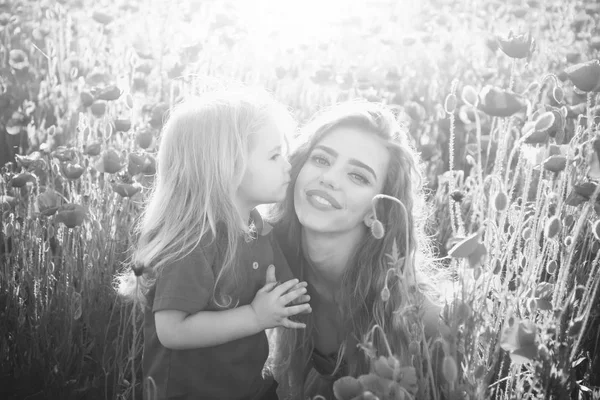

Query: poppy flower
[
  {"left": 136, "top": 129, "right": 154, "bottom": 149},
  {"left": 92, "top": 10, "right": 113, "bottom": 25},
  {"left": 80, "top": 91, "right": 94, "bottom": 107},
  {"left": 112, "top": 182, "right": 142, "bottom": 197},
  {"left": 496, "top": 31, "right": 535, "bottom": 59},
  {"left": 61, "top": 162, "right": 85, "bottom": 180},
  {"left": 84, "top": 142, "right": 102, "bottom": 156},
  {"left": 36, "top": 189, "right": 62, "bottom": 216},
  {"left": 52, "top": 147, "right": 77, "bottom": 162},
  {"left": 333, "top": 376, "right": 363, "bottom": 400},
  {"left": 127, "top": 153, "right": 146, "bottom": 175},
  {"left": 9, "top": 49, "right": 29, "bottom": 71},
  {"left": 15, "top": 152, "right": 46, "bottom": 170},
  {"left": 149, "top": 103, "right": 169, "bottom": 128},
  {"left": 94, "top": 149, "right": 124, "bottom": 174},
  {"left": 97, "top": 85, "right": 122, "bottom": 101},
  {"left": 55, "top": 203, "right": 87, "bottom": 228},
  {"left": 478, "top": 86, "right": 526, "bottom": 117},
  {"left": 114, "top": 119, "right": 131, "bottom": 132},
  {"left": 90, "top": 100, "right": 107, "bottom": 117},
  {"left": 0, "top": 195, "right": 17, "bottom": 212},
  {"left": 10, "top": 172, "right": 36, "bottom": 187},
  {"left": 565, "top": 60, "right": 600, "bottom": 92}
]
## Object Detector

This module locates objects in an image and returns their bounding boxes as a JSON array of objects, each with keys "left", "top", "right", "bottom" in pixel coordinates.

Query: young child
[{"left": 117, "top": 89, "right": 311, "bottom": 400}]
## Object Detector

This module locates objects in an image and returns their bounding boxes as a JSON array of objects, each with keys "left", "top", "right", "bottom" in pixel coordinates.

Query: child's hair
[{"left": 116, "top": 88, "right": 295, "bottom": 308}]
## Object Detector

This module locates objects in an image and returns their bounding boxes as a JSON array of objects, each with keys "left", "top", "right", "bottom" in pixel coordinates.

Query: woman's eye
[
  {"left": 271, "top": 154, "right": 280, "bottom": 160},
  {"left": 350, "top": 173, "right": 369, "bottom": 185},
  {"left": 311, "top": 155, "right": 329, "bottom": 166}
]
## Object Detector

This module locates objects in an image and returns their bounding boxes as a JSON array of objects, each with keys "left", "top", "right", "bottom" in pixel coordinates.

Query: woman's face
[{"left": 293, "top": 126, "right": 390, "bottom": 235}]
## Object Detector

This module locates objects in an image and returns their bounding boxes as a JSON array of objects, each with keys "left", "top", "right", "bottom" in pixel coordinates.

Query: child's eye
[
  {"left": 350, "top": 172, "right": 369, "bottom": 185},
  {"left": 311, "top": 155, "right": 330, "bottom": 166}
]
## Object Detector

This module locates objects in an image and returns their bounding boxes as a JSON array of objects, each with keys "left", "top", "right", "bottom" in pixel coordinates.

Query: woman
[{"left": 269, "top": 101, "right": 446, "bottom": 399}]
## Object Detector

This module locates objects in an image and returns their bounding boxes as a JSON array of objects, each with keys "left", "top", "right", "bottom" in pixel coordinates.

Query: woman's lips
[{"left": 305, "top": 189, "right": 342, "bottom": 210}]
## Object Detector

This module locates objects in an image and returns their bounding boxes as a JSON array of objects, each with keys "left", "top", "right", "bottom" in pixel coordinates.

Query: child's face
[{"left": 236, "top": 117, "right": 291, "bottom": 210}]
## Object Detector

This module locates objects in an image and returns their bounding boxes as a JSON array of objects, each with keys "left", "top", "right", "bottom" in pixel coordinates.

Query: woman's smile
[{"left": 305, "top": 189, "right": 342, "bottom": 210}]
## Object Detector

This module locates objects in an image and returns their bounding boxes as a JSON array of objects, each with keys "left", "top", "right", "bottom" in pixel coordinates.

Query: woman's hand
[{"left": 250, "top": 278, "right": 311, "bottom": 330}]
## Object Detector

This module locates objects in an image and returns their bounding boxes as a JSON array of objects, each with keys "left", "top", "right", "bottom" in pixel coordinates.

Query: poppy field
[{"left": 1, "top": 0, "right": 600, "bottom": 399}]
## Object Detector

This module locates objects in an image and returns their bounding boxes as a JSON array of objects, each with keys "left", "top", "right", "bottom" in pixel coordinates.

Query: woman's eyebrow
[
  {"left": 269, "top": 145, "right": 282, "bottom": 154},
  {"left": 314, "top": 144, "right": 378, "bottom": 180}
]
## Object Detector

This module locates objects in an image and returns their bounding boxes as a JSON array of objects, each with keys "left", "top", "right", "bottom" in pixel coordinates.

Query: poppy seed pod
[
  {"left": 496, "top": 32, "right": 535, "bottom": 59},
  {"left": 444, "top": 93, "right": 457, "bottom": 114},
  {"left": 380, "top": 286, "right": 390, "bottom": 302},
  {"left": 461, "top": 85, "right": 479, "bottom": 107},
  {"left": 478, "top": 86, "right": 526, "bottom": 117},
  {"left": 565, "top": 60, "right": 600, "bottom": 92},
  {"left": 370, "top": 220, "right": 385, "bottom": 239},
  {"left": 55, "top": 203, "right": 87, "bottom": 228}
]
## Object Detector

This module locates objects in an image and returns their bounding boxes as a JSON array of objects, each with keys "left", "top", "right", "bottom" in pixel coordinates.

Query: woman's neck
[{"left": 301, "top": 227, "right": 365, "bottom": 296}]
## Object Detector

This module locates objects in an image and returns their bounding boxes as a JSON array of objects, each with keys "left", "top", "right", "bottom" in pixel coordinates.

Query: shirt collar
[{"left": 250, "top": 208, "right": 273, "bottom": 236}]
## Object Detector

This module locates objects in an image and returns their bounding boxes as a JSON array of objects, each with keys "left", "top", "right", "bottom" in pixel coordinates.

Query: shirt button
[{"left": 252, "top": 262, "right": 259, "bottom": 270}]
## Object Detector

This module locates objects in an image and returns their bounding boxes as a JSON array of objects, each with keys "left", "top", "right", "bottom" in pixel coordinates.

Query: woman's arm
[{"left": 156, "top": 278, "right": 310, "bottom": 349}]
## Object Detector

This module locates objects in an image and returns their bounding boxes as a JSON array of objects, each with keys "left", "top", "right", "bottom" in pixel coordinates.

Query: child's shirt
[{"left": 143, "top": 210, "right": 294, "bottom": 400}]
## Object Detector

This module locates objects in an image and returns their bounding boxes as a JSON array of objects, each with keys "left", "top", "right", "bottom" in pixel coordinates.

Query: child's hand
[
  {"left": 265, "top": 264, "right": 310, "bottom": 306},
  {"left": 250, "top": 278, "right": 312, "bottom": 330}
]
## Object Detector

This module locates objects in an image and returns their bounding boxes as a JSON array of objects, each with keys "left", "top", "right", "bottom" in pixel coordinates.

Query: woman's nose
[
  {"left": 319, "top": 169, "right": 339, "bottom": 190},
  {"left": 283, "top": 158, "right": 291, "bottom": 174}
]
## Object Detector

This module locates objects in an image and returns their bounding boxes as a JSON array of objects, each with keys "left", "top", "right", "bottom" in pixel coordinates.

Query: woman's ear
[{"left": 363, "top": 212, "right": 376, "bottom": 228}]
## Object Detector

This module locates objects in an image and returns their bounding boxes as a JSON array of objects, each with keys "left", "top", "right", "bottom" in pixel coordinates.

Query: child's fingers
[
  {"left": 281, "top": 318, "right": 306, "bottom": 329},
  {"left": 279, "top": 286, "right": 307, "bottom": 305},
  {"left": 284, "top": 303, "right": 312, "bottom": 317},
  {"left": 272, "top": 278, "right": 300, "bottom": 296},
  {"left": 293, "top": 294, "right": 310, "bottom": 305},
  {"left": 259, "top": 281, "right": 279, "bottom": 293}
]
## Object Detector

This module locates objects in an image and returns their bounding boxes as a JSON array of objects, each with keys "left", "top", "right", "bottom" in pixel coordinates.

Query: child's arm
[{"left": 156, "top": 278, "right": 310, "bottom": 350}]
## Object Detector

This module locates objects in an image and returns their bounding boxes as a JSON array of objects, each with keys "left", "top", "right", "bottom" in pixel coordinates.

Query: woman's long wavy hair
[
  {"left": 116, "top": 89, "right": 294, "bottom": 308},
  {"left": 269, "top": 101, "right": 445, "bottom": 398}
]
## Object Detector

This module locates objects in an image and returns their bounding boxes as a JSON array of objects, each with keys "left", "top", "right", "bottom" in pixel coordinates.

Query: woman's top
[{"left": 143, "top": 210, "right": 294, "bottom": 400}]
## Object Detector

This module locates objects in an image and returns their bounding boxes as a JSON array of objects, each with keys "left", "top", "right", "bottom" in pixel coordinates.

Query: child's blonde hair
[{"left": 117, "top": 88, "right": 295, "bottom": 308}]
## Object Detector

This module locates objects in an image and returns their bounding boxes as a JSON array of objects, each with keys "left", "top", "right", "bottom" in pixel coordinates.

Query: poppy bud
[
  {"left": 461, "top": 85, "right": 478, "bottom": 107},
  {"left": 444, "top": 93, "right": 457, "bottom": 114},
  {"left": 534, "top": 112, "right": 555, "bottom": 132},
  {"left": 552, "top": 86, "right": 564, "bottom": 103},
  {"left": 496, "top": 31, "right": 535, "bottom": 59},
  {"left": 564, "top": 60, "right": 600, "bottom": 92},
  {"left": 55, "top": 203, "right": 87, "bottom": 228},
  {"left": 521, "top": 227, "right": 532, "bottom": 240},
  {"left": 124, "top": 93, "right": 134, "bottom": 109},
  {"left": 543, "top": 155, "right": 566, "bottom": 173},
  {"left": 494, "top": 191, "right": 509, "bottom": 211},
  {"left": 442, "top": 356, "right": 458, "bottom": 384},
  {"left": 546, "top": 260, "right": 557, "bottom": 274},
  {"left": 567, "top": 318, "right": 583, "bottom": 337},
  {"left": 408, "top": 341, "right": 420, "bottom": 356},
  {"left": 52, "top": 147, "right": 77, "bottom": 162},
  {"left": 564, "top": 236, "right": 573, "bottom": 247},
  {"left": 593, "top": 220, "right": 600, "bottom": 241},
  {"left": 492, "top": 259, "right": 502, "bottom": 275},
  {"left": 0, "top": 195, "right": 17, "bottom": 212},
  {"left": 380, "top": 286, "right": 390, "bottom": 302},
  {"left": 90, "top": 100, "right": 107, "bottom": 117},
  {"left": 370, "top": 219, "right": 385, "bottom": 239},
  {"left": 544, "top": 217, "right": 561, "bottom": 239}
]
